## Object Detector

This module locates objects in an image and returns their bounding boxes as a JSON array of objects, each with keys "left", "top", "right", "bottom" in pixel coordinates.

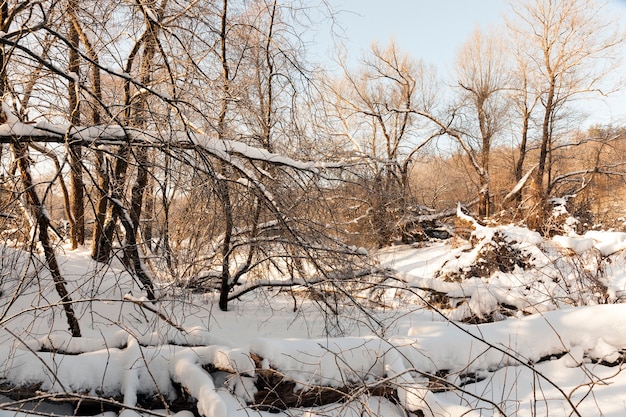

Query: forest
[{"left": 1, "top": 0, "right": 626, "bottom": 416}]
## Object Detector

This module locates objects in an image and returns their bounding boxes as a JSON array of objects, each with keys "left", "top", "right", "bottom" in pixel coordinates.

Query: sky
[
  {"left": 323, "top": 0, "right": 509, "bottom": 70},
  {"left": 317, "top": 0, "right": 626, "bottom": 125}
]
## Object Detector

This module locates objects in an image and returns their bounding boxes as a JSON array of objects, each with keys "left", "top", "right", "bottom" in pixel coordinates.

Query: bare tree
[
  {"left": 508, "top": 33, "right": 540, "bottom": 188},
  {"left": 454, "top": 27, "right": 510, "bottom": 217},
  {"left": 328, "top": 41, "right": 439, "bottom": 246},
  {"left": 508, "top": 0, "right": 625, "bottom": 193}
]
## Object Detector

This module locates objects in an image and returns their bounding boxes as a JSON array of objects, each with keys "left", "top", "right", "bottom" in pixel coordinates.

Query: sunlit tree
[
  {"left": 454, "top": 27, "right": 511, "bottom": 217},
  {"left": 508, "top": 0, "right": 625, "bottom": 193}
]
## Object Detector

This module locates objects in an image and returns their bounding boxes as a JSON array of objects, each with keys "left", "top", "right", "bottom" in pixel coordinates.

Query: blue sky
[
  {"left": 324, "top": 0, "right": 509, "bottom": 70},
  {"left": 317, "top": 0, "right": 626, "bottom": 124}
]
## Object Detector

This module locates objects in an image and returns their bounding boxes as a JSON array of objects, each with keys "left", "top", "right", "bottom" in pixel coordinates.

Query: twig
[{"left": 123, "top": 294, "right": 186, "bottom": 333}]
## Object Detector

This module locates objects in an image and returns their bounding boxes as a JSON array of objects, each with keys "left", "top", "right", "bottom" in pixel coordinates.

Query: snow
[
  {"left": 392, "top": 304, "right": 626, "bottom": 375},
  {"left": 250, "top": 336, "right": 388, "bottom": 387},
  {"left": 552, "top": 235, "right": 595, "bottom": 253},
  {"left": 3, "top": 224, "right": 626, "bottom": 416},
  {"left": 584, "top": 230, "right": 626, "bottom": 255}
]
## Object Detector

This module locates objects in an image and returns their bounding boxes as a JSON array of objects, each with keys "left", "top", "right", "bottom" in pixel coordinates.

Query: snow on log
[
  {"left": 191, "top": 345, "right": 255, "bottom": 375},
  {"left": 250, "top": 336, "right": 388, "bottom": 388},
  {"left": 170, "top": 350, "right": 227, "bottom": 417},
  {"left": 0, "top": 118, "right": 345, "bottom": 174},
  {"left": 35, "top": 330, "right": 130, "bottom": 353},
  {"left": 391, "top": 303, "right": 626, "bottom": 378},
  {"left": 0, "top": 330, "right": 256, "bottom": 417},
  {"left": 383, "top": 346, "right": 442, "bottom": 416},
  {"left": 122, "top": 336, "right": 142, "bottom": 407},
  {"left": 0, "top": 344, "right": 167, "bottom": 397},
  {"left": 503, "top": 165, "right": 536, "bottom": 203},
  {"left": 250, "top": 336, "right": 477, "bottom": 416}
]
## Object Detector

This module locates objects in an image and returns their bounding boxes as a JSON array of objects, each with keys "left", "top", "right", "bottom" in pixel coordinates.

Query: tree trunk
[
  {"left": 13, "top": 141, "right": 81, "bottom": 337},
  {"left": 67, "top": 8, "right": 105, "bottom": 256},
  {"left": 217, "top": 174, "right": 233, "bottom": 311},
  {"left": 94, "top": 145, "right": 130, "bottom": 263},
  {"left": 160, "top": 152, "right": 173, "bottom": 271},
  {"left": 477, "top": 96, "right": 492, "bottom": 218},
  {"left": 114, "top": 201, "right": 156, "bottom": 300},
  {"left": 537, "top": 79, "right": 555, "bottom": 192},
  {"left": 515, "top": 112, "right": 529, "bottom": 184},
  {"left": 68, "top": 142, "right": 84, "bottom": 247},
  {"left": 68, "top": 0, "right": 84, "bottom": 248},
  {"left": 478, "top": 183, "right": 490, "bottom": 218},
  {"left": 90, "top": 151, "right": 109, "bottom": 259},
  {"left": 0, "top": 1, "right": 7, "bottom": 97},
  {"left": 143, "top": 170, "right": 154, "bottom": 252},
  {"left": 129, "top": 147, "right": 148, "bottom": 235},
  {"left": 126, "top": 0, "right": 164, "bottom": 257},
  {"left": 218, "top": 0, "right": 233, "bottom": 311}
]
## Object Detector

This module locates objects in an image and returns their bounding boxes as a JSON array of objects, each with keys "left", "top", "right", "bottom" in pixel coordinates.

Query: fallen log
[
  {"left": 248, "top": 353, "right": 399, "bottom": 412},
  {"left": 0, "top": 382, "right": 193, "bottom": 416},
  {"left": 252, "top": 366, "right": 398, "bottom": 412}
]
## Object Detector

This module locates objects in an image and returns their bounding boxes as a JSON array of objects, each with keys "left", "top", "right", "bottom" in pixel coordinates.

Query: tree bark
[
  {"left": 94, "top": 145, "right": 129, "bottom": 263},
  {"left": 113, "top": 200, "right": 156, "bottom": 300},
  {"left": 90, "top": 151, "right": 109, "bottom": 259},
  {"left": 537, "top": 78, "right": 555, "bottom": 192},
  {"left": 143, "top": 169, "right": 154, "bottom": 252},
  {"left": 67, "top": 0, "right": 84, "bottom": 248},
  {"left": 129, "top": 147, "right": 148, "bottom": 236}
]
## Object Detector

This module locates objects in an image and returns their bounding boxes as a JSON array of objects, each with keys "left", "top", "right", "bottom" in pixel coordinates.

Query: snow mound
[{"left": 381, "top": 222, "right": 626, "bottom": 321}]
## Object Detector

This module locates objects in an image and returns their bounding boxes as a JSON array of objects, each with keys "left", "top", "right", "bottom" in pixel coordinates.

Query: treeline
[
  {"left": 0, "top": 0, "right": 625, "bottom": 316},
  {"left": 411, "top": 126, "right": 626, "bottom": 234}
]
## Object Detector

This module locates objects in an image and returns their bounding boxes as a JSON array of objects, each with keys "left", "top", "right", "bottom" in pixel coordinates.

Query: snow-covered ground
[{"left": 2, "top": 220, "right": 626, "bottom": 417}]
